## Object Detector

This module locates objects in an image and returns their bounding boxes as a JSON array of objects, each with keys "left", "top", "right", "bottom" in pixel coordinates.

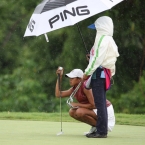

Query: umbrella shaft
[{"left": 76, "top": 23, "right": 89, "bottom": 54}]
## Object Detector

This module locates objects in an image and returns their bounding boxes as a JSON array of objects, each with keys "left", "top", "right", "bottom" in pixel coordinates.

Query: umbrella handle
[{"left": 44, "top": 33, "right": 49, "bottom": 42}]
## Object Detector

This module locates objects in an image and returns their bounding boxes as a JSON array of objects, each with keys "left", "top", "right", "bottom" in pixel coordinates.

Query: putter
[{"left": 57, "top": 67, "right": 63, "bottom": 136}]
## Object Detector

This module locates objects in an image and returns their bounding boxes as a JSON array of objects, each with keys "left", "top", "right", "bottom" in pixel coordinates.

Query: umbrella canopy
[{"left": 24, "top": 0, "right": 123, "bottom": 37}]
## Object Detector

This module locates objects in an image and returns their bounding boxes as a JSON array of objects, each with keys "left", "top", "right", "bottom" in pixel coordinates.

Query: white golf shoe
[{"left": 84, "top": 126, "right": 97, "bottom": 135}]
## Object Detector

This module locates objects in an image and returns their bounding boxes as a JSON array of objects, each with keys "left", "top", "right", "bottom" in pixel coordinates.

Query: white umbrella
[{"left": 24, "top": 0, "right": 123, "bottom": 42}]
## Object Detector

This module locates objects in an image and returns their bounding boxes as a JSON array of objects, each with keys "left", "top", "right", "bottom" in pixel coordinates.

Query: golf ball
[{"left": 58, "top": 67, "right": 63, "bottom": 70}]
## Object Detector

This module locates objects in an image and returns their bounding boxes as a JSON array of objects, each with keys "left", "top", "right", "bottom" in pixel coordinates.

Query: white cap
[{"left": 65, "top": 69, "right": 83, "bottom": 78}]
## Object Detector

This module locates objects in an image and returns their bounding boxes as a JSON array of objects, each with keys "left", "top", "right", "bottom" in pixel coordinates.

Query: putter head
[
  {"left": 70, "top": 97, "right": 73, "bottom": 102},
  {"left": 57, "top": 131, "right": 63, "bottom": 136}
]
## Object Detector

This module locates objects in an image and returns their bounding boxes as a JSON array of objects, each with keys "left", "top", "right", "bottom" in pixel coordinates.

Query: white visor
[{"left": 65, "top": 69, "right": 83, "bottom": 78}]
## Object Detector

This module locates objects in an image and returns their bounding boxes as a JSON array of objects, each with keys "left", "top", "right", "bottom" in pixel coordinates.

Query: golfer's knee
[
  {"left": 76, "top": 108, "right": 85, "bottom": 117},
  {"left": 69, "top": 109, "right": 75, "bottom": 117}
]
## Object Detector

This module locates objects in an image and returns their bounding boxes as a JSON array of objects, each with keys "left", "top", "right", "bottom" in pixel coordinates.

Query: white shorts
[{"left": 93, "top": 104, "right": 115, "bottom": 132}]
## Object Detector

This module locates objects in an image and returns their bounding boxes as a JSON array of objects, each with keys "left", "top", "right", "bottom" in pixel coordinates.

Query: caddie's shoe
[{"left": 86, "top": 132, "right": 107, "bottom": 138}]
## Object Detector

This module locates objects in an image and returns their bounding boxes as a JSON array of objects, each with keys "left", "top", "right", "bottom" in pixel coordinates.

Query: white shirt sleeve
[{"left": 84, "top": 38, "right": 109, "bottom": 75}]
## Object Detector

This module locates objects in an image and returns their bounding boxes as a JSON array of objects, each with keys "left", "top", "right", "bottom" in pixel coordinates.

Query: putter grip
[{"left": 58, "top": 74, "right": 61, "bottom": 90}]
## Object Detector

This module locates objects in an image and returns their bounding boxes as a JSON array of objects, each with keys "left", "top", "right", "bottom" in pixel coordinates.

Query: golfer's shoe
[
  {"left": 84, "top": 126, "right": 97, "bottom": 135},
  {"left": 86, "top": 131, "right": 107, "bottom": 138}
]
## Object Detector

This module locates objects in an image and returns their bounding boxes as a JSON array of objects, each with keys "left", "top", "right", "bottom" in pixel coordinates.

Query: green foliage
[
  {"left": 0, "top": 0, "right": 145, "bottom": 113},
  {"left": 0, "top": 68, "right": 48, "bottom": 112},
  {"left": 115, "top": 72, "right": 145, "bottom": 114}
]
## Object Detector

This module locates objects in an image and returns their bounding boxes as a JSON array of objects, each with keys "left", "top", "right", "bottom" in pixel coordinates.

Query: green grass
[
  {"left": 0, "top": 112, "right": 145, "bottom": 145},
  {"left": 115, "top": 113, "right": 145, "bottom": 126},
  {"left": 0, "top": 112, "right": 145, "bottom": 126},
  {"left": 0, "top": 120, "right": 145, "bottom": 145}
]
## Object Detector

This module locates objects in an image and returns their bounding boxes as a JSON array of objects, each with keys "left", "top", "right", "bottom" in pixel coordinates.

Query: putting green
[{"left": 0, "top": 120, "right": 145, "bottom": 145}]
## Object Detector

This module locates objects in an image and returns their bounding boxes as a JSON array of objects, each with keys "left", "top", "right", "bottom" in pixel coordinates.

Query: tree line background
[{"left": 0, "top": 0, "right": 145, "bottom": 114}]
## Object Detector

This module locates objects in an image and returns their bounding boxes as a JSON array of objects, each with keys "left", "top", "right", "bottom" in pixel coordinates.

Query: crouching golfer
[{"left": 55, "top": 68, "right": 115, "bottom": 135}]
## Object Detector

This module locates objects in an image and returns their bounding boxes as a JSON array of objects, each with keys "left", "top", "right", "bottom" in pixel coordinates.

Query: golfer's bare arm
[
  {"left": 55, "top": 79, "right": 73, "bottom": 98},
  {"left": 83, "top": 88, "right": 96, "bottom": 109}
]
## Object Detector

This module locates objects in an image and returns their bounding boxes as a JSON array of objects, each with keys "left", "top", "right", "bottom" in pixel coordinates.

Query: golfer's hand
[
  {"left": 83, "top": 74, "right": 88, "bottom": 81},
  {"left": 56, "top": 67, "right": 63, "bottom": 77},
  {"left": 70, "top": 102, "right": 79, "bottom": 109}
]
